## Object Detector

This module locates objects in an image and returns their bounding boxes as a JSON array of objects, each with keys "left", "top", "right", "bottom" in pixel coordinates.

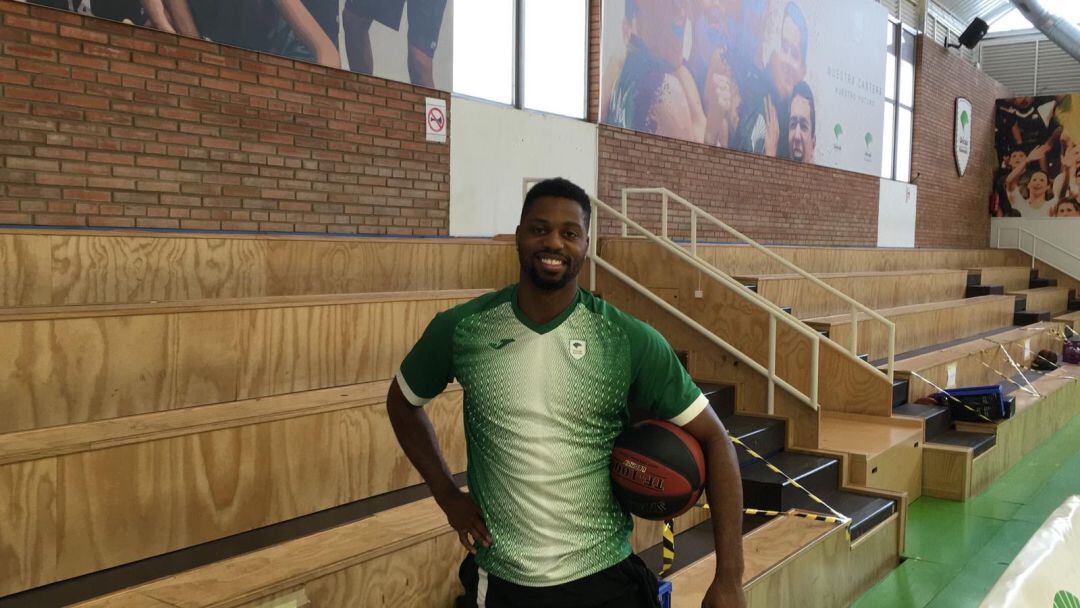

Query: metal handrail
[
  {"left": 621, "top": 187, "right": 896, "bottom": 383},
  {"left": 589, "top": 196, "right": 820, "bottom": 413},
  {"left": 996, "top": 225, "right": 1080, "bottom": 280}
]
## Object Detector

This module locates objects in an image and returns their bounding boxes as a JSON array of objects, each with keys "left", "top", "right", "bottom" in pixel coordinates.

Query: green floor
[{"left": 852, "top": 413, "right": 1080, "bottom": 608}]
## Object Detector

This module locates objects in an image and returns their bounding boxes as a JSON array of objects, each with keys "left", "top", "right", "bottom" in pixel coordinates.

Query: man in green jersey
[{"left": 387, "top": 178, "right": 745, "bottom": 608}]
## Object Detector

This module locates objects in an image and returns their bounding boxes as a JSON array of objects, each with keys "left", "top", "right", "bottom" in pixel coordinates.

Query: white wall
[
  {"left": 877, "top": 179, "right": 918, "bottom": 247},
  {"left": 991, "top": 218, "right": 1080, "bottom": 280},
  {"left": 449, "top": 97, "right": 598, "bottom": 237}
]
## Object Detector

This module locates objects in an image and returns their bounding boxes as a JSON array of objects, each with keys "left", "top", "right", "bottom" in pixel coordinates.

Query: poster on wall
[
  {"left": 991, "top": 94, "right": 1080, "bottom": 218},
  {"left": 17, "top": 0, "right": 453, "bottom": 91},
  {"left": 600, "top": 0, "right": 887, "bottom": 177}
]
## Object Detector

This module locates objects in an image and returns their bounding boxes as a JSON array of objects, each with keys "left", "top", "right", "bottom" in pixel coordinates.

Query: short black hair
[
  {"left": 522, "top": 178, "right": 591, "bottom": 227},
  {"left": 791, "top": 80, "right": 816, "bottom": 135},
  {"left": 1056, "top": 198, "right": 1080, "bottom": 213}
]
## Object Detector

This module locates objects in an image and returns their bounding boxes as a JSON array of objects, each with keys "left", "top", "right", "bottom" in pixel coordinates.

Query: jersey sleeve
[
  {"left": 396, "top": 310, "right": 457, "bottom": 407},
  {"left": 627, "top": 320, "right": 708, "bottom": 426}
]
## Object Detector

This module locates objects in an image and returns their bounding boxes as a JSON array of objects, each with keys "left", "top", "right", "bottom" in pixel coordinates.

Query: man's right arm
[{"left": 386, "top": 378, "right": 491, "bottom": 553}]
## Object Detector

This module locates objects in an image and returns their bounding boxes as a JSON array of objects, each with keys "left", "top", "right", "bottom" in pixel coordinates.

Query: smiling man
[{"left": 386, "top": 178, "right": 746, "bottom": 608}]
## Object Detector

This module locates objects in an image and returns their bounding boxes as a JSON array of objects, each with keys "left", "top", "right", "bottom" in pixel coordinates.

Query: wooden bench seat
[
  {"left": 734, "top": 269, "right": 967, "bottom": 319},
  {"left": 967, "top": 266, "right": 1032, "bottom": 292},
  {"left": 669, "top": 510, "right": 900, "bottom": 608},
  {"left": 1006, "top": 286, "right": 1072, "bottom": 314},
  {"left": 890, "top": 323, "right": 1059, "bottom": 402},
  {"left": 804, "top": 296, "right": 1017, "bottom": 362},
  {"left": 1055, "top": 310, "right": 1080, "bottom": 330},
  {"left": 818, "top": 412, "right": 923, "bottom": 500},
  {"left": 0, "top": 289, "right": 486, "bottom": 433},
  {"left": 0, "top": 380, "right": 465, "bottom": 597},
  {"left": 0, "top": 228, "right": 516, "bottom": 307},
  {"left": 922, "top": 365, "right": 1080, "bottom": 501}
]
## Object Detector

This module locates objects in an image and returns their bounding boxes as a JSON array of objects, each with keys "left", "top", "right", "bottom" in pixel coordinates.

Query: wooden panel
[
  {"left": 630, "top": 507, "right": 711, "bottom": 553},
  {"left": 808, "top": 296, "right": 1016, "bottom": 361},
  {"left": 922, "top": 445, "right": 973, "bottom": 501},
  {"left": 0, "top": 458, "right": 58, "bottom": 597},
  {"left": 3, "top": 389, "right": 464, "bottom": 595},
  {"left": 1007, "top": 286, "right": 1071, "bottom": 313},
  {"left": 670, "top": 513, "right": 900, "bottom": 608},
  {"left": 593, "top": 267, "right": 820, "bottom": 448},
  {"left": 71, "top": 497, "right": 456, "bottom": 608},
  {"left": 0, "top": 228, "right": 517, "bottom": 307},
  {"left": 0, "top": 293, "right": 478, "bottom": 433},
  {"left": 0, "top": 234, "right": 51, "bottom": 307},
  {"left": 599, "top": 243, "right": 891, "bottom": 422},
  {"left": 972, "top": 266, "right": 1031, "bottom": 292},
  {"left": 0, "top": 312, "right": 241, "bottom": 433},
  {"left": 1055, "top": 311, "right": 1080, "bottom": 330},
  {"left": 821, "top": 413, "right": 923, "bottom": 500},
  {"left": 747, "top": 270, "right": 967, "bottom": 319},
  {"left": 1033, "top": 260, "right": 1080, "bottom": 296},
  {"left": 898, "top": 326, "right": 1058, "bottom": 402}
]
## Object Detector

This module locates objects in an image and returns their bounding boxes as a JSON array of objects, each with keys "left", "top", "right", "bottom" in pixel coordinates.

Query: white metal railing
[
  {"left": 619, "top": 187, "right": 896, "bottom": 384},
  {"left": 589, "top": 196, "right": 820, "bottom": 413},
  {"left": 995, "top": 225, "right": 1080, "bottom": 281}
]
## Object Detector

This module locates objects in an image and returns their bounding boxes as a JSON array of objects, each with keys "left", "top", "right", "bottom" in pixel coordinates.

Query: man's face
[
  {"left": 1057, "top": 202, "right": 1080, "bottom": 217},
  {"left": 636, "top": 0, "right": 690, "bottom": 69},
  {"left": 1014, "top": 97, "right": 1034, "bottom": 110},
  {"left": 516, "top": 197, "right": 589, "bottom": 291},
  {"left": 788, "top": 94, "right": 814, "bottom": 162},
  {"left": 768, "top": 15, "right": 806, "bottom": 101},
  {"left": 1008, "top": 150, "right": 1026, "bottom": 168}
]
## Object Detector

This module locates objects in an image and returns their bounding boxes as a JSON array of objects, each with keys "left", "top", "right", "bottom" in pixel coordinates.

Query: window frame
[{"left": 882, "top": 18, "right": 917, "bottom": 182}]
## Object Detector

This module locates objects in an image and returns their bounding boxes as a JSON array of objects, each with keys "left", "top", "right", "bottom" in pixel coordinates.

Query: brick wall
[
  {"left": 597, "top": 127, "right": 881, "bottom": 246},
  {"left": 909, "top": 37, "right": 1010, "bottom": 248},
  {"left": 0, "top": 1, "right": 449, "bottom": 235}
]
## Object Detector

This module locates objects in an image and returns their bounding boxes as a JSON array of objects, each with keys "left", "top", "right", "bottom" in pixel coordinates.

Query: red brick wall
[
  {"left": 596, "top": 127, "right": 881, "bottom": 246},
  {"left": 909, "top": 37, "right": 1010, "bottom": 248},
  {"left": 0, "top": 2, "right": 449, "bottom": 235}
]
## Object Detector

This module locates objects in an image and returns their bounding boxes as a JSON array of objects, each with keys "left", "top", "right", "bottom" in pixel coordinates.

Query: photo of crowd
[
  {"left": 600, "top": 0, "right": 886, "bottom": 175},
  {"left": 20, "top": 0, "right": 452, "bottom": 89},
  {"left": 992, "top": 94, "right": 1080, "bottom": 218}
]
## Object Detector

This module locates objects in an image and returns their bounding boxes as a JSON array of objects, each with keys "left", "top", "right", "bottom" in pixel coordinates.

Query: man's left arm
[{"left": 682, "top": 407, "right": 746, "bottom": 608}]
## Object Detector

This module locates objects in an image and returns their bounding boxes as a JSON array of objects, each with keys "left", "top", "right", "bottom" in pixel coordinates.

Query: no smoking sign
[{"left": 425, "top": 98, "right": 447, "bottom": 143}]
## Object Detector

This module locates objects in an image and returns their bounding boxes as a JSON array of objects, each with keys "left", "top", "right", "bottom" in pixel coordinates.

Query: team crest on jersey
[{"left": 569, "top": 340, "right": 587, "bottom": 360}]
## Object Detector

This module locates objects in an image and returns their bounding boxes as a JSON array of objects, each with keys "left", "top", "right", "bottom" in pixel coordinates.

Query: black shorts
[
  {"left": 345, "top": 0, "right": 448, "bottom": 56},
  {"left": 454, "top": 553, "right": 662, "bottom": 608}
]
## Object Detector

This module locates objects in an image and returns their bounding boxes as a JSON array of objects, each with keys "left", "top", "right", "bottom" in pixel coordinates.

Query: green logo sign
[
  {"left": 960, "top": 110, "right": 970, "bottom": 130},
  {"left": 833, "top": 123, "right": 844, "bottom": 143},
  {"left": 1053, "top": 590, "right": 1080, "bottom": 608},
  {"left": 864, "top": 132, "right": 873, "bottom": 149}
]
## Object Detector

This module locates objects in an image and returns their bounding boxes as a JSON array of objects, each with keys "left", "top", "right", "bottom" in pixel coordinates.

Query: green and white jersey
[{"left": 396, "top": 285, "right": 707, "bottom": 587}]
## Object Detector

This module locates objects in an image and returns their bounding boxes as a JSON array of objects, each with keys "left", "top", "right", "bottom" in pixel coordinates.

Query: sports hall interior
[{"left": 1, "top": 1, "right": 1079, "bottom": 607}]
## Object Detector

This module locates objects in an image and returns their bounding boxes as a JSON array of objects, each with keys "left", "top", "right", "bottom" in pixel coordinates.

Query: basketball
[{"left": 610, "top": 420, "right": 706, "bottom": 520}]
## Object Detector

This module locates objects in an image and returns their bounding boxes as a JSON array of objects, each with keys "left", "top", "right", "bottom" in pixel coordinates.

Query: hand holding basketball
[{"left": 435, "top": 487, "right": 491, "bottom": 554}]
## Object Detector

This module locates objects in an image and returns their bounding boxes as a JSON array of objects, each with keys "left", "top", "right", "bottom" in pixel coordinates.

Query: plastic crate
[{"left": 658, "top": 579, "right": 672, "bottom": 608}]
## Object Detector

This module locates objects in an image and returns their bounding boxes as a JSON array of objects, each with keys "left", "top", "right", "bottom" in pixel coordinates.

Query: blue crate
[{"left": 658, "top": 579, "right": 672, "bottom": 608}]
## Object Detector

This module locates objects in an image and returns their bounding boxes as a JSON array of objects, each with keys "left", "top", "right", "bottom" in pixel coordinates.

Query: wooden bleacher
[
  {"left": 967, "top": 266, "right": 1033, "bottom": 292},
  {"left": 804, "top": 296, "right": 1017, "bottom": 362},
  {"left": 1056, "top": 310, "right": 1080, "bottom": 330},
  {"left": 735, "top": 269, "right": 967, "bottom": 319},
  {"left": 5, "top": 229, "right": 1079, "bottom": 607},
  {"left": 1005, "top": 286, "right": 1072, "bottom": 314}
]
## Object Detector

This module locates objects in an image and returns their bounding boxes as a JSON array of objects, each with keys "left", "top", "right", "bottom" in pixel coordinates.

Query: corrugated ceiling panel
[
  {"left": 1035, "top": 45, "right": 1080, "bottom": 95},
  {"left": 981, "top": 41, "right": 1038, "bottom": 95}
]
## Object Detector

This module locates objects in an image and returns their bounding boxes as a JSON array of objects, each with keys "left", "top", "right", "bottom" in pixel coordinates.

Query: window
[
  {"left": 881, "top": 20, "right": 915, "bottom": 182},
  {"left": 453, "top": 0, "right": 588, "bottom": 119}
]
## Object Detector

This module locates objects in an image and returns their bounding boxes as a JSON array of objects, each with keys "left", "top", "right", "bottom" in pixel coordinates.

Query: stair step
[
  {"left": 1030, "top": 268, "right": 1039, "bottom": 280},
  {"left": 966, "top": 271, "right": 982, "bottom": 286},
  {"left": 857, "top": 353, "right": 870, "bottom": 363},
  {"left": 1029, "top": 278, "right": 1057, "bottom": 289},
  {"left": 892, "top": 402, "right": 951, "bottom": 441},
  {"left": 929, "top": 430, "right": 996, "bottom": 457},
  {"left": 741, "top": 452, "right": 840, "bottom": 511},
  {"left": 966, "top": 284, "right": 1004, "bottom": 297},
  {"left": 699, "top": 382, "right": 736, "bottom": 418},
  {"left": 787, "top": 489, "right": 895, "bottom": 542},
  {"left": 1069, "top": 299, "right": 1080, "bottom": 312},
  {"left": 1014, "top": 310, "right": 1052, "bottom": 325},
  {"left": 891, "top": 378, "right": 909, "bottom": 408},
  {"left": 1014, "top": 295, "right": 1028, "bottom": 312},
  {"left": 743, "top": 284, "right": 758, "bottom": 293},
  {"left": 780, "top": 306, "right": 793, "bottom": 315},
  {"left": 723, "top": 414, "right": 786, "bottom": 466}
]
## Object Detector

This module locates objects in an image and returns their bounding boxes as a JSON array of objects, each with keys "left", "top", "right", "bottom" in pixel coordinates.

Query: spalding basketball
[{"left": 610, "top": 420, "right": 706, "bottom": 520}]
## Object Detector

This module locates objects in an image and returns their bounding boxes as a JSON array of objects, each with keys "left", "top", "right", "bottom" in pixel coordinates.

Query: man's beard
[{"left": 521, "top": 253, "right": 582, "bottom": 291}]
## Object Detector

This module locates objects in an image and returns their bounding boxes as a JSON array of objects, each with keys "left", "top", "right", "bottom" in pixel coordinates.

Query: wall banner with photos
[
  {"left": 600, "top": 0, "right": 888, "bottom": 177},
  {"left": 992, "top": 94, "right": 1080, "bottom": 218},
  {"left": 21, "top": 0, "right": 453, "bottom": 91}
]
